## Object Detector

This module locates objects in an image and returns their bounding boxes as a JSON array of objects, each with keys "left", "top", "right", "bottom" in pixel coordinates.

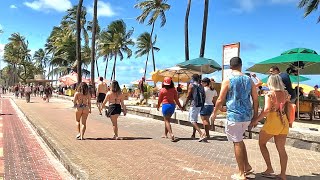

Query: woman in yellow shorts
[{"left": 251, "top": 74, "right": 290, "bottom": 180}]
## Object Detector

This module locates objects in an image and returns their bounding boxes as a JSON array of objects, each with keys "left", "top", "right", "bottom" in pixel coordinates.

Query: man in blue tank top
[{"left": 211, "top": 57, "right": 259, "bottom": 180}]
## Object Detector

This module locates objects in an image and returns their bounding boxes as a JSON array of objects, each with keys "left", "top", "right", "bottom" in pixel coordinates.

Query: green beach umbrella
[
  {"left": 247, "top": 48, "right": 320, "bottom": 74},
  {"left": 261, "top": 75, "right": 310, "bottom": 83},
  {"left": 177, "top": 57, "right": 222, "bottom": 74}
]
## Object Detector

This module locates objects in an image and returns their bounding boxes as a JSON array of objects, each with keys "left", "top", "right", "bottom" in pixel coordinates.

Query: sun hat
[{"left": 163, "top": 77, "right": 172, "bottom": 85}]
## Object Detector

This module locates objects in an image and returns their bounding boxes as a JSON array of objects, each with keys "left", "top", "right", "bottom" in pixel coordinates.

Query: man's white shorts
[
  {"left": 225, "top": 120, "right": 251, "bottom": 142},
  {"left": 189, "top": 106, "right": 202, "bottom": 123}
]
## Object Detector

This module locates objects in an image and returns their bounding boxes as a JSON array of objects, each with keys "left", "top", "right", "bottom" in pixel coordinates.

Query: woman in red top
[{"left": 157, "top": 77, "right": 183, "bottom": 142}]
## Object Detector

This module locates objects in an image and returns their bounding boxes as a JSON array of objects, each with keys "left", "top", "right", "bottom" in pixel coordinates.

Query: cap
[
  {"left": 202, "top": 77, "right": 210, "bottom": 83},
  {"left": 315, "top": 85, "right": 318, "bottom": 88},
  {"left": 163, "top": 77, "right": 172, "bottom": 85}
]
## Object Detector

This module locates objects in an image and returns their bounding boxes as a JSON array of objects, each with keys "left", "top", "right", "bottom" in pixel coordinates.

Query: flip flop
[
  {"left": 171, "top": 136, "right": 179, "bottom": 142},
  {"left": 245, "top": 169, "right": 254, "bottom": 175},
  {"left": 231, "top": 174, "right": 246, "bottom": 180},
  {"left": 261, "top": 172, "right": 277, "bottom": 178}
]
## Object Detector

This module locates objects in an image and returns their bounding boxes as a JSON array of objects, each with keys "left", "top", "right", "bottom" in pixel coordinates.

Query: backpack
[{"left": 192, "top": 84, "right": 205, "bottom": 107}]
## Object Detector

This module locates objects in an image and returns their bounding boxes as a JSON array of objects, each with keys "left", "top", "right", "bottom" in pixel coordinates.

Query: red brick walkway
[
  {"left": 10, "top": 96, "right": 320, "bottom": 179},
  {"left": 1, "top": 98, "right": 64, "bottom": 179}
]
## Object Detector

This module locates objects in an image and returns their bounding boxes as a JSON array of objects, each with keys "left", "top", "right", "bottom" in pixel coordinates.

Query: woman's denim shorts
[{"left": 200, "top": 105, "right": 214, "bottom": 116}]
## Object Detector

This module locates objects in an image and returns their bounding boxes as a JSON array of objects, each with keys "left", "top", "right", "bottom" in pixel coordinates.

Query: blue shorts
[
  {"left": 200, "top": 105, "right": 214, "bottom": 116},
  {"left": 162, "top": 103, "right": 176, "bottom": 116}
]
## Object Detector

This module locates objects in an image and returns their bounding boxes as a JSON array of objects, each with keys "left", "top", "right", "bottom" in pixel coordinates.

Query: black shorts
[
  {"left": 106, "top": 104, "right": 122, "bottom": 117},
  {"left": 97, "top": 93, "right": 106, "bottom": 103}
]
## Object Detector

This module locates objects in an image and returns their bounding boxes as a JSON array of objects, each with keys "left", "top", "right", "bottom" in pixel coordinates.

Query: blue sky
[{"left": 0, "top": 0, "right": 320, "bottom": 86}]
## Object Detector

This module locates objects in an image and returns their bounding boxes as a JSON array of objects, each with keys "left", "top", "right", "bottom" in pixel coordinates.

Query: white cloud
[
  {"left": 23, "top": 0, "right": 72, "bottom": 12},
  {"left": 233, "top": 0, "right": 298, "bottom": 13},
  {"left": 88, "top": 1, "right": 116, "bottom": 17},
  {"left": 0, "top": 43, "right": 5, "bottom": 59},
  {"left": 10, "top": 5, "right": 17, "bottom": 9},
  {"left": 270, "top": 0, "right": 299, "bottom": 4}
]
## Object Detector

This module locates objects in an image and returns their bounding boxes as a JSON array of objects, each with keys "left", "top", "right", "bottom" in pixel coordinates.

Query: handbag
[{"left": 285, "top": 102, "right": 296, "bottom": 128}]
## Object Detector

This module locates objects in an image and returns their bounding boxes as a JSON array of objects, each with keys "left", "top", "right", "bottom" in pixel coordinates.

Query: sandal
[
  {"left": 261, "top": 172, "right": 277, "bottom": 178},
  {"left": 245, "top": 169, "right": 254, "bottom": 175},
  {"left": 231, "top": 174, "right": 246, "bottom": 180},
  {"left": 198, "top": 134, "right": 207, "bottom": 142},
  {"left": 171, "top": 136, "right": 178, "bottom": 142}
]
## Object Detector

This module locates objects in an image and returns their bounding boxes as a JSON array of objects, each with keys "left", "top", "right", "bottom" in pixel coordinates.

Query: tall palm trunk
[
  {"left": 143, "top": 51, "right": 150, "bottom": 78},
  {"left": 95, "top": 58, "right": 100, "bottom": 77},
  {"left": 76, "top": 0, "right": 84, "bottom": 85},
  {"left": 185, "top": 0, "right": 192, "bottom": 61},
  {"left": 13, "top": 64, "right": 17, "bottom": 84},
  {"left": 91, "top": 0, "right": 98, "bottom": 89},
  {"left": 104, "top": 56, "right": 108, "bottom": 79},
  {"left": 51, "top": 64, "right": 54, "bottom": 81},
  {"left": 150, "top": 22, "right": 156, "bottom": 71},
  {"left": 111, "top": 53, "right": 117, "bottom": 81},
  {"left": 199, "top": 0, "right": 209, "bottom": 58}
]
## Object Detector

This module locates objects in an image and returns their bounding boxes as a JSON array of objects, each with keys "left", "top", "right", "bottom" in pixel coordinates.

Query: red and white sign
[{"left": 222, "top": 42, "right": 240, "bottom": 80}]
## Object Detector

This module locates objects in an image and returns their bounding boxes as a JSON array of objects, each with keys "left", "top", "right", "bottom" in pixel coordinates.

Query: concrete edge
[
  {"left": 10, "top": 98, "right": 88, "bottom": 180},
  {"left": 127, "top": 106, "right": 320, "bottom": 153}
]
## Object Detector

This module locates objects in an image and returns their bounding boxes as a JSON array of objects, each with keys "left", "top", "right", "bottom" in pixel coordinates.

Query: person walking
[
  {"left": 269, "top": 66, "right": 296, "bottom": 102},
  {"left": 96, "top": 77, "right": 108, "bottom": 115},
  {"left": 44, "top": 84, "right": 52, "bottom": 102},
  {"left": 157, "top": 77, "right": 183, "bottom": 142},
  {"left": 182, "top": 74, "right": 207, "bottom": 142},
  {"left": 211, "top": 57, "right": 258, "bottom": 180},
  {"left": 25, "top": 84, "right": 32, "bottom": 103},
  {"left": 250, "top": 74, "right": 290, "bottom": 180},
  {"left": 138, "top": 77, "right": 146, "bottom": 105},
  {"left": 39, "top": 84, "right": 44, "bottom": 97},
  {"left": 102, "top": 80, "right": 127, "bottom": 140},
  {"left": 73, "top": 82, "right": 92, "bottom": 140},
  {"left": 200, "top": 77, "right": 217, "bottom": 138}
]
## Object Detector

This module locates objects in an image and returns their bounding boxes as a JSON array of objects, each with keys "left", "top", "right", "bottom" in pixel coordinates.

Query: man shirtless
[{"left": 96, "top": 77, "right": 108, "bottom": 115}]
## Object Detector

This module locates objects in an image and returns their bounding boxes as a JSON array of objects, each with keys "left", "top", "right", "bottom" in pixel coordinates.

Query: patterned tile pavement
[
  {"left": 9, "top": 95, "right": 320, "bottom": 179},
  {"left": 1, "top": 97, "right": 72, "bottom": 179}
]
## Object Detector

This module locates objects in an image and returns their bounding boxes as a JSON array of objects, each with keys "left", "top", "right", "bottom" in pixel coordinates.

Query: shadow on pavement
[
  {"left": 174, "top": 136, "right": 228, "bottom": 142},
  {"left": 253, "top": 173, "right": 320, "bottom": 180},
  {"left": 0, "top": 113, "right": 14, "bottom": 115},
  {"left": 208, "top": 136, "right": 228, "bottom": 141},
  {"left": 85, "top": 137, "right": 152, "bottom": 140}
]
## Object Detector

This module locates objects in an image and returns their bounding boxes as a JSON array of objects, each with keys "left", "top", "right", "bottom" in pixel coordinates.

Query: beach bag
[
  {"left": 285, "top": 102, "right": 296, "bottom": 128},
  {"left": 192, "top": 84, "right": 205, "bottom": 107}
]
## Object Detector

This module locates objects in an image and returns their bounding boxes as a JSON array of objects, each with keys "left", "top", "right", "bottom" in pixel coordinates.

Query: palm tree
[
  {"left": 76, "top": 0, "right": 84, "bottom": 84},
  {"left": 199, "top": 0, "right": 209, "bottom": 57},
  {"left": 91, "top": 0, "right": 98, "bottom": 90},
  {"left": 4, "top": 33, "right": 32, "bottom": 83},
  {"left": 33, "top": 48, "right": 49, "bottom": 75},
  {"left": 185, "top": 0, "right": 192, "bottom": 60},
  {"left": 135, "top": 32, "right": 160, "bottom": 78},
  {"left": 135, "top": 0, "right": 170, "bottom": 71},
  {"left": 299, "top": 0, "right": 320, "bottom": 22},
  {"left": 100, "top": 20, "right": 134, "bottom": 80},
  {"left": 63, "top": 5, "right": 89, "bottom": 46}
]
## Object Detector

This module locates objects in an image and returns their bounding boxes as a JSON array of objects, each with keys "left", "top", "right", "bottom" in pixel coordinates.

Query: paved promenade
[
  {"left": 0, "top": 98, "right": 72, "bottom": 179},
  {"left": 9, "top": 96, "right": 320, "bottom": 179}
]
